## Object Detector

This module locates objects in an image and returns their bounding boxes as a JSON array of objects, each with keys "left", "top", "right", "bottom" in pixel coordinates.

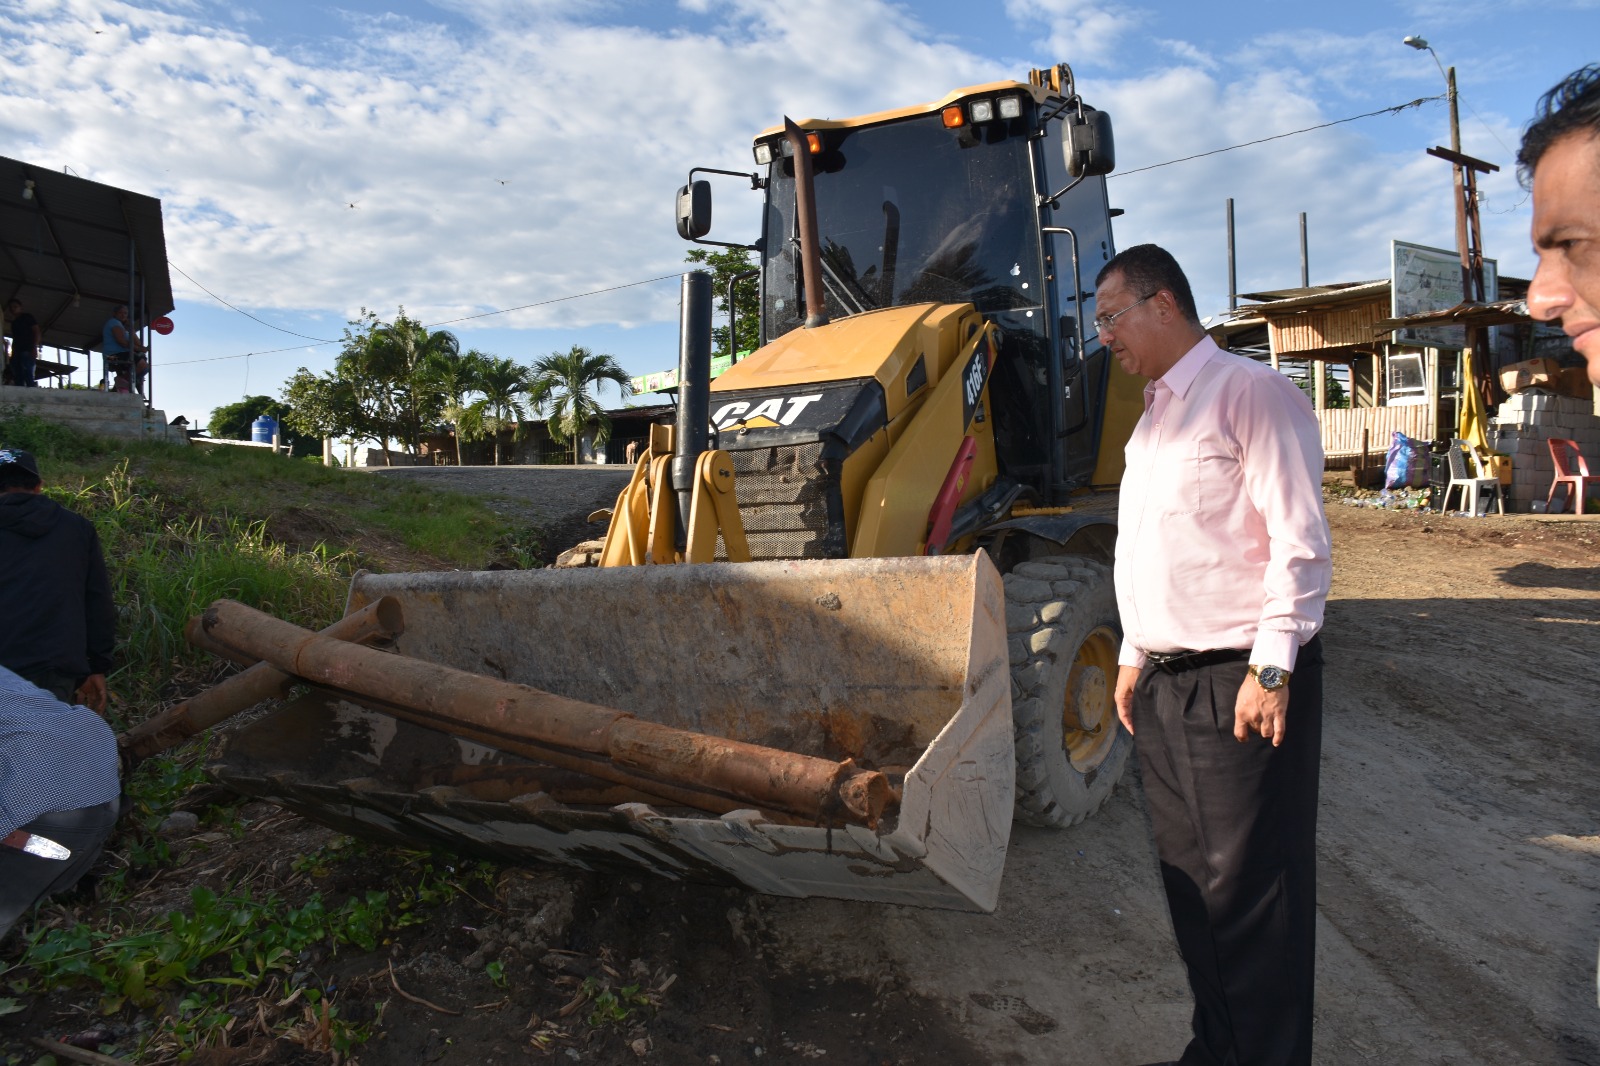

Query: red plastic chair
[{"left": 1546, "top": 438, "right": 1600, "bottom": 514}]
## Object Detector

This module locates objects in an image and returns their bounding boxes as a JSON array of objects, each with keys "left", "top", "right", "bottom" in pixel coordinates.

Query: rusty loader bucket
[{"left": 209, "top": 554, "right": 1015, "bottom": 911}]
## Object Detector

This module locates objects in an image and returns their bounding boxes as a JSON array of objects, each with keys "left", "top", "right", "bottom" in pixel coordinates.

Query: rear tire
[{"left": 1003, "top": 556, "right": 1130, "bottom": 827}]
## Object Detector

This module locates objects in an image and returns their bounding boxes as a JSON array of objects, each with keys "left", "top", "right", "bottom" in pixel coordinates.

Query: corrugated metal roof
[
  {"left": 1235, "top": 281, "right": 1387, "bottom": 302},
  {"left": 0, "top": 156, "right": 173, "bottom": 353},
  {"left": 1231, "top": 280, "right": 1390, "bottom": 317},
  {"left": 1373, "top": 299, "right": 1531, "bottom": 334}
]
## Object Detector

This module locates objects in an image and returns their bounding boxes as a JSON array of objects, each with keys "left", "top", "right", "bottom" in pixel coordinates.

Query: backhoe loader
[{"left": 196, "top": 63, "right": 1144, "bottom": 912}]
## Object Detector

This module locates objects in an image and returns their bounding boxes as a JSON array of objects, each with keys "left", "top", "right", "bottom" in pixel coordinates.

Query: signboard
[
  {"left": 151, "top": 316, "right": 174, "bottom": 335},
  {"left": 629, "top": 351, "right": 741, "bottom": 395},
  {"left": 1390, "top": 239, "right": 1496, "bottom": 349}
]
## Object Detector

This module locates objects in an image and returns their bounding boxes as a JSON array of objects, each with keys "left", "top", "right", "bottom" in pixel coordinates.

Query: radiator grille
[{"left": 723, "top": 441, "right": 843, "bottom": 561}]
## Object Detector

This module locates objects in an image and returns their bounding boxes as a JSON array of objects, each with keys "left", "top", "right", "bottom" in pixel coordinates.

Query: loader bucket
[{"left": 210, "top": 554, "right": 1015, "bottom": 911}]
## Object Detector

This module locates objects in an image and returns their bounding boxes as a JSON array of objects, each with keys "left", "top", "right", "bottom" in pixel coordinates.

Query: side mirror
[
  {"left": 1065, "top": 109, "right": 1115, "bottom": 178},
  {"left": 676, "top": 180, "right": 712, "bottom": 240}
]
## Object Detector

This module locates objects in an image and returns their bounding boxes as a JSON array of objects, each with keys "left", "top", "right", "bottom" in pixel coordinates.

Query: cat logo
[{"left": 712, "top": 394, "right": 824, "bottom": 432}]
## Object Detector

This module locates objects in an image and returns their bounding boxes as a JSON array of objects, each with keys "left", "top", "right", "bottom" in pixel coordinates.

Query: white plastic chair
[{"left": 1439, "top": 438, "right": 1503, "bottom": 516}]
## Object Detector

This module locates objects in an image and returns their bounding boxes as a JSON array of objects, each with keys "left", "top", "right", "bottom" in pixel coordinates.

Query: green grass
[
  {"left": 3, "top": 857, "right": 495, "bottom": 1061},
  {"left": 0, "top": 414, "right": 535, "bottom": 1062},
  {"left": 0, "top": 412, "right": 518, "bottom": 711}
]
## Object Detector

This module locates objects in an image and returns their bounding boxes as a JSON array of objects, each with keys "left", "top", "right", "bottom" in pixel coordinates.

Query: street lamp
[
  {"left": 1403, "top": 34, "right": 1471, "bottom": 281},
  {"left": 1403, "top": 35, "right": 1460, "bottom": 154}
]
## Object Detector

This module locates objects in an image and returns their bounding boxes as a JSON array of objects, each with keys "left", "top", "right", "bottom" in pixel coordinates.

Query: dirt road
[
  {"left": 733, "top": 502, "right": 1599, "bottom": 1065},
  {"left": 366, "top": 468, "right": 1600, "bottom": 1063}
]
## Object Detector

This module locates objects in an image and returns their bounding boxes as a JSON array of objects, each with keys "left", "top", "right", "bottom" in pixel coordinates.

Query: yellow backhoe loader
[{"left": 186, "top": 63, "right": 1144, "bottom": 912}]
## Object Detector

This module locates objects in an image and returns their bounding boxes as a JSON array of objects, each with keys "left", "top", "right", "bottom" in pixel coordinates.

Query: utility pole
[
  {"left": 1445, "top": 67, "right": 1471, "bottom": 302},
  {"left": 1407, "top": 36, "right": 1502, "bottom": 410}
]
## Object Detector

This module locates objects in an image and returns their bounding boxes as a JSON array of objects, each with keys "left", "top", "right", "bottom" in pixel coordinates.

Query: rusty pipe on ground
[
  {"left": 197, "top": 599, "right": 891, "bottom": 827},
  {"left": 120, "top": 597, "right": 406, "bottom": 763},
  {"left": 182, "top": 615, "right": 259, "bottom": 669}
]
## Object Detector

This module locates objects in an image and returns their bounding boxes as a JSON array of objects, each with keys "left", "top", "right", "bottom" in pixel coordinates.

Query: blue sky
[{"left": 2, "top": 0, "right": 1594, "bottom": 430}]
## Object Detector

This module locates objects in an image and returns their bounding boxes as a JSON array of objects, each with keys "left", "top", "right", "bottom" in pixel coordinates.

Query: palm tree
[
  {"left": 458, "top": 356, "right": 536, "bottom": 465},
  {"left": 527, "top": 345, "right": 633, "bottom": 465},
  {"left": 368, "top": 311, "right": 460, "bottom": 457},
  {"left": 420, "top": 348, "right": 490, "bottom": 464}
]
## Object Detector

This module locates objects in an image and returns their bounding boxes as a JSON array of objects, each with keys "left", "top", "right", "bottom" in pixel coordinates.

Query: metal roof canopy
[
  {"left": 0, "top": 155, "right": 173, "bottom": 354},
  {"left": 1373, "top": 299, "right": 1533, "bottom": 335}
]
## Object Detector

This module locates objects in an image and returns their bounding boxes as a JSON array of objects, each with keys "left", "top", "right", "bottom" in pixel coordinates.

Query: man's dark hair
[
  {"left": 1517, "top": 65, "right": 1600, "bottom": 190},
  {"left": 0, "top": 465, "right": 41, "bottom": 491},
  {"left": 1096, "top": 243, "right": 1201, "bottom": 327}
]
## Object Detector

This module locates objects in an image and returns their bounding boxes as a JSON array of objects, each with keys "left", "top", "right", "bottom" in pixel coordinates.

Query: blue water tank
[{"left": 251, "top": 415, "right": 278, "bottom": 444}]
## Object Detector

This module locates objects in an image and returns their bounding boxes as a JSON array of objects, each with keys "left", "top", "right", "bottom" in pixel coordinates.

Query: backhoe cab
[{"left": 619, "top": 62, "right": 1135, "bottom": 569}]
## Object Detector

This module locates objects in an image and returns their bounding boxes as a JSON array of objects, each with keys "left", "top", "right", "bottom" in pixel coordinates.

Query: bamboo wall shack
[{"left": 1211, "top": 276, "right": 1583, "bottom": 472}]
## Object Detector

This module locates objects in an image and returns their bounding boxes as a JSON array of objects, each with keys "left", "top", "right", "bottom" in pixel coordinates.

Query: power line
[
  {"left": 167, "top": 95, "right": 1451, "bottom": 366},
  {"left": 1111, "top": 93, "right": 1447, "bottom": 178},
  {"left": 161, "top": 272, "right": 685, "bottom": 366},
  {"left": 168, "top": 261, "right": 338, "bottom": 342},
  {"left": 425, "top": 274, "right": 684, "bottom": 328}
]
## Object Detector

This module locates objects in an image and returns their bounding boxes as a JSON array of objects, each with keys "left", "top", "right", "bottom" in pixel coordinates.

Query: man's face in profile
[{"left": 1527, "top": 131, "right": 1600, "bottom": 386}]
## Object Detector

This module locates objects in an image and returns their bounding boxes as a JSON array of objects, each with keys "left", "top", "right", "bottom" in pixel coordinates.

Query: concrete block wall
[
  {"left": 1490, "top": 389, "right": 1600, "bottom": 512},
  {"left": 0, "top": 385, "right": 189, "bottom": 445}
]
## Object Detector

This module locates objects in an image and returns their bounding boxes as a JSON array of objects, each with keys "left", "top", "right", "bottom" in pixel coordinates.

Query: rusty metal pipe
[
  {"left": 199, "top": 599, "right": 890, "bottom": 826},
  {"left": 182, "top": 615, "right": 259, "bottom": 668},
  {"left": 120, "top": 597, "right": 406, "bottom": 762},
  {"left": 784, "top": 117, "right": 829, "bottom": 329}
]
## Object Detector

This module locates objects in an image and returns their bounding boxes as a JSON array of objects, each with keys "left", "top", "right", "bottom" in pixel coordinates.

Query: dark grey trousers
[
  {"left": 0, "top": 800, "right": 119, "bottom": 943},
  {"left": 1132, "top": 637, "right": 1323, "bottom": 1066}
]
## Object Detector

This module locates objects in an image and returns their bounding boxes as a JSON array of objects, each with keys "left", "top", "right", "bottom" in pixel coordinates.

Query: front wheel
[{"left": 1003, "top": 556, "right": 1130, "bottom": 827}]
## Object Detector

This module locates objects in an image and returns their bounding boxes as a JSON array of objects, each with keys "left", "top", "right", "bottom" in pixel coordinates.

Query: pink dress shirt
[{"left": 1114, "top": 335, "right": 1332, "bottom": 672}]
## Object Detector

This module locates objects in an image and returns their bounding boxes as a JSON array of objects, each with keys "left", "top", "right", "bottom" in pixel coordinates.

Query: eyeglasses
[{"left": 1093, "top": 292, "right": 1156, "bottom": 336}]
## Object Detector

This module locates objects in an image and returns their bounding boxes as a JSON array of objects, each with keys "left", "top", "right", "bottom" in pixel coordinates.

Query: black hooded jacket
[{"left": 0, "top": 491, "right": 116, "bottom": 680}]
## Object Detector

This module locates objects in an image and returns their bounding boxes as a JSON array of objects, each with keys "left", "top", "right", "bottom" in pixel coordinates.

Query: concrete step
[
  {"left": 0, "top": 385, "right": 148, "bottom": 412},
  {"left": 0, "top": 385, "right": 188, "bottom": 447}
]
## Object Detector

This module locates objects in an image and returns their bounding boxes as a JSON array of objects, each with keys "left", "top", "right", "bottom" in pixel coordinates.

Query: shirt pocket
[{"left": 1153, "top": 440, "right": 1203, "bottom": 517}]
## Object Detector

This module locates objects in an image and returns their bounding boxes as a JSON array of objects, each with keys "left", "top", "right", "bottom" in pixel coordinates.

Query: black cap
[{"left": 0, "top": 448, "right": 41, "bottom": 480}]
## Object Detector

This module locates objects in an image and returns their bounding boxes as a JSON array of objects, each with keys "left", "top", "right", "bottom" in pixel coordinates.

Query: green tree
[
  {"left": 365, "top": 310, "right": 459, "bottom": 457},
  {"left": 419, "top": 347, "right": 491, "bottom": 464},
  {"left": 207, "top": 395, "right": 317, "bottom": 457},
  {"left": 527, "top": 345, "right": 633, "bottom": 465},
  {"left": 686, "top": 246, "right": 760, "bottom": 357},
  {"left": 1296, "top": 370, "right": 1350, "bottom": 410},
  {"left": 332, "top": 310, "right": 401, "bottom": 465},
  {"left": 458, "top": 356, "right": 535, "bottom": 466},
  {"left": 281, "top": 369, "right": 364, "bottom": 456},
  {"left": 326, "top": 308, "right": 461, "bottom": 464}
]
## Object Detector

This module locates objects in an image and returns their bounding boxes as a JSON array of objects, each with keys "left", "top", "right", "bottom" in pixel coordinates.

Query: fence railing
[{"left": 1317, "top": 405, "right": 1434, "bottom": 466}]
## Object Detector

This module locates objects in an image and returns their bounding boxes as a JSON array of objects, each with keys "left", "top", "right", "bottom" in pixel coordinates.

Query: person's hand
[
  {"left": 1115, "top": 664, "right": 1141, "bottom": 735},
  {"left": 75, "top": 673, "right": 108, "bottom": 716},
  {"left": 1234, "top": 676, "right": 1290, "bottom": 745}
]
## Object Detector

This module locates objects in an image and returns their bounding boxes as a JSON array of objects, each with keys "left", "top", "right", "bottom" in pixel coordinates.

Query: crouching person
[{"left": 0, "top": 665, "right": 120, "bottom": 942}]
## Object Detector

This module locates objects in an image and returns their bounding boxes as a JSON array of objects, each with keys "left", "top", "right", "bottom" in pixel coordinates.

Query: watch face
[{"left": 1257, "top": 665, "right": 1285, "bottom": 690}]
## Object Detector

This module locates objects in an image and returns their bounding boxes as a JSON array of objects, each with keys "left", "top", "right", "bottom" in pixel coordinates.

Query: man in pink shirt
[{"left": 1099, "top": 244, "right": 1331, "bottom": 1066}]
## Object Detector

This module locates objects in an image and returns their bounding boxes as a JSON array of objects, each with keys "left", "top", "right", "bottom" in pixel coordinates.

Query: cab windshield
[{"left": 760, "top": 112, "right": 1042, "bottom": 342}]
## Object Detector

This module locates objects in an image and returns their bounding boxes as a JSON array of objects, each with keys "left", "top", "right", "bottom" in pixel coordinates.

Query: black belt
[{"left": 1145, "top": 648, "right": 1250, "bottom": 674}]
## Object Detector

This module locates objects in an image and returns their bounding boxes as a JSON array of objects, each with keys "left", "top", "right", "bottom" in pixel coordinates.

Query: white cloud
[
  {"left": 1156, "top": 39, "right": 1216, "bottom": 71},
  {"left": 1086, "top": 63, "right": 1533, "bottom": 315},
  {"left": 1002, "top": 0, "right": 1144, "bottom": 64},
  {"left": 0, "top": 0, "right": 1001, "bottom": 337},
  {"left": 0, "top": 0, "right": 1542, "bottom": 413}
]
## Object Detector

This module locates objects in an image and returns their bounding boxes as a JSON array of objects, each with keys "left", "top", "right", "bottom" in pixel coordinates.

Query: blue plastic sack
[{"left": 1383, "top": 431, "right": 1429, "bottom": 491}]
